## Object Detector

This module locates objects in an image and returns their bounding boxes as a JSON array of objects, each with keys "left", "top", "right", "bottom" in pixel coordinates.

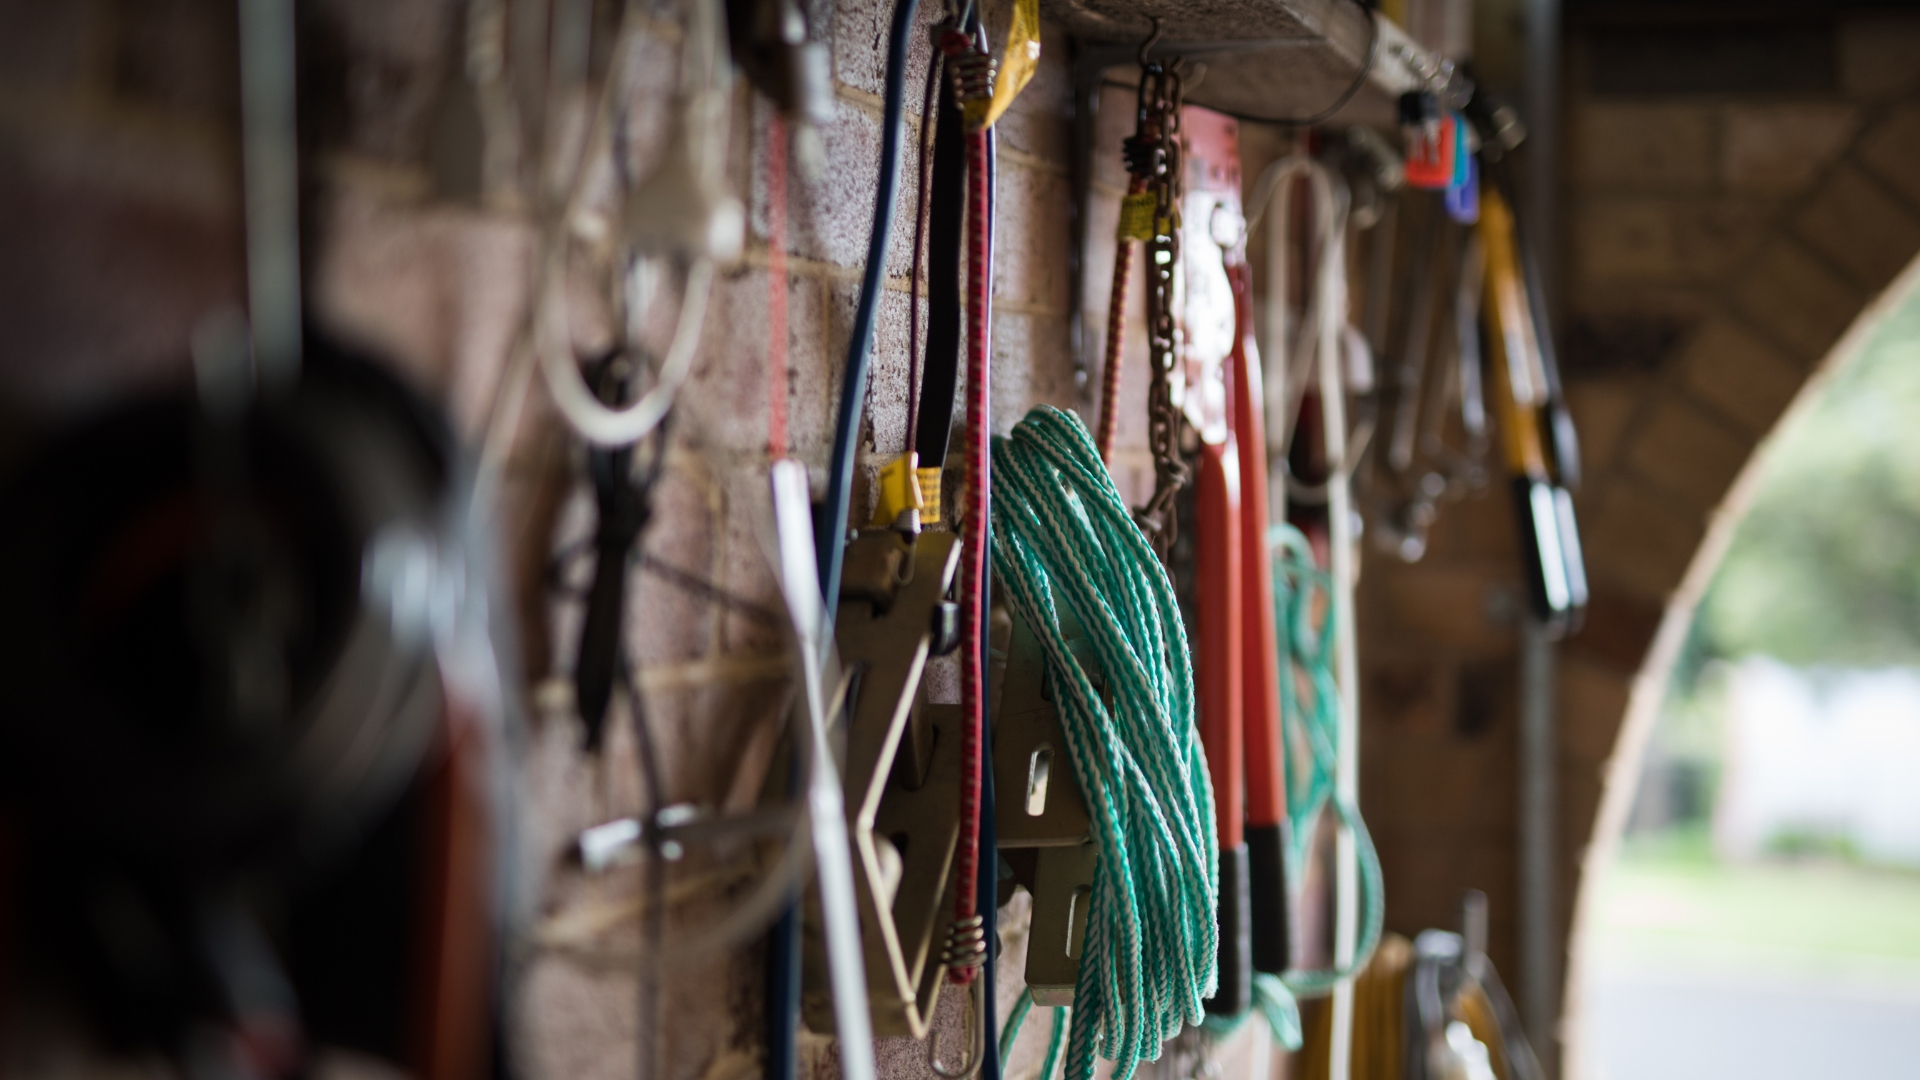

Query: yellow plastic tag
[
  {"left": 916, "top": 466, "right": 944, "bottom": 526},
  {"left": 1117, "top": 192, "right": 1157, "bottom": 241},
  {"left": 980, "top": 0, "right": 1040, "bottom": 130},
  {"left": 870, "top": 452, "right": 926, "bottom": 528}
]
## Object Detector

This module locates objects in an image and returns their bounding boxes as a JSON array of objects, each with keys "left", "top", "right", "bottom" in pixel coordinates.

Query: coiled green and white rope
[
  {"left": 989, "top": 405, "right": 1218, "bottom": 1080},
  {"left": 1269, "top": 522, "right": 1384, "bottom": 998}
]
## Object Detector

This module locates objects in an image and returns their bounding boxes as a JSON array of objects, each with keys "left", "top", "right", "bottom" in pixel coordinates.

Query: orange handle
[
  {"left": 1227, "top": 264, "right": 1285, "bottom": 831},
  {"left": 1194, "top": 437, "right": 1245, "bottom": 849}
]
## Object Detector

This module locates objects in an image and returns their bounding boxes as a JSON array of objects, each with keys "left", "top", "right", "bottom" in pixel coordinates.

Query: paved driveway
[{"left": 1583, "top": 964, "right": 1920, "bottom": 1079}]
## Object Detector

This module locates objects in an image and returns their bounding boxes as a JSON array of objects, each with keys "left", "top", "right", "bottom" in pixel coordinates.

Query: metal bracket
[
  {"left": 993, "top": 602, "right": 1102, "bottom": 1006},
  {"left": 801, "top": 529, "right": 964, "bottom": 1039}
]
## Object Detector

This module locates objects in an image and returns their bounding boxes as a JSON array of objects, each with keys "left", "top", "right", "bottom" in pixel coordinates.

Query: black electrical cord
[
  {"left": 915, "top": 52, "right": 967, "bottom": 471},
  {"left": 977, "top": 117, "right": 1002, "bottom": 1080}
]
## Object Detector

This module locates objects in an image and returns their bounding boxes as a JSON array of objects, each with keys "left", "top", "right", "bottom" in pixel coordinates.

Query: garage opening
[{"left": 1577, "top": 269, "right": 1920, "bottom": 1079}]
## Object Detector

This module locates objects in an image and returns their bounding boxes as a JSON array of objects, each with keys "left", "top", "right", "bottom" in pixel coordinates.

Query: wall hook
[{"left": 1138, "top": 17, "right": 1163, "bottom": 67}]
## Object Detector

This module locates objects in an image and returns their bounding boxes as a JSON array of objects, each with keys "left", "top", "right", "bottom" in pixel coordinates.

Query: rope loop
[
  {"left": 989, "top": 405, "right": 1216, "bottom": 1080},
  {"left": 1267, "top": 522, "right": 1385, "bottom": 997}
]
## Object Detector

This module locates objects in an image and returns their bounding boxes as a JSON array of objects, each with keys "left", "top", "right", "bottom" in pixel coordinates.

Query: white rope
[{"left": 535, "top": 255, "right": 713, "bottom": 447}]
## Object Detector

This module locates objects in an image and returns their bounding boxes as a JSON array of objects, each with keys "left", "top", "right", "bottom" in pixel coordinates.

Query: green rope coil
[
  {"left": 1000, "top": 988, "right": 1071, "bottom": 1080},
  {"left": 989, "top": 406, "right": 1218, "bottom": 1080},
  {"left": 1269, "top": 522, "right": 1385, "bottom": 997},
  {"left": 1199, "top": 972, "right": 1303, "bottom": 1051}
]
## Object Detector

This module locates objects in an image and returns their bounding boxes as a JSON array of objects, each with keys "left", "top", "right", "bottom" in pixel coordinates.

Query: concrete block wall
[
  {"left": 0, "top": 0, "right": 1086, "bottom": 1076},
  {"left": 11, "top": 0, "right": 1920, "bottom": 1077}
]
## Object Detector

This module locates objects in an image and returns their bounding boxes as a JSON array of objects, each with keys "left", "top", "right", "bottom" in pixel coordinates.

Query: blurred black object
[{"left": 0, "top": 332, "right": 472, "bottom": 1077}]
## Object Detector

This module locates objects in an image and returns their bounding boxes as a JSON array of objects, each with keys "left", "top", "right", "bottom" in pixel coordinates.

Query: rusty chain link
[{"left": 1129, "top": 54, "right": 1187, "bottom": 561}]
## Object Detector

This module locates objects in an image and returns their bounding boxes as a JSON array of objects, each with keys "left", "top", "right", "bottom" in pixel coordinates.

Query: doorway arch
[
  {"left": 1355, "top": 92, "right": 1920, "bottom": 1078},
  {"left": 1556, "top": 97, "right": 1920, "bottom": 1076}
]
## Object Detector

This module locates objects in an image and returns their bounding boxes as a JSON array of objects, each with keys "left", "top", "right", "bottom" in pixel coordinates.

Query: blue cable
[
  {"left": 814, "top": 0, "right": 922, "bottom": 611},
  {"left": 771, "top": 2, "right": 920, "bottom": 1079}
]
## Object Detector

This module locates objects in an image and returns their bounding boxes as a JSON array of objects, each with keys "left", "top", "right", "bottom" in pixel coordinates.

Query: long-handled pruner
[
  {"left": 1180, "top": 106, "right": 1251, "bottom": 1016},
  {"left": 1227, "top": 257, "right": 1291, "bottom": 980}
]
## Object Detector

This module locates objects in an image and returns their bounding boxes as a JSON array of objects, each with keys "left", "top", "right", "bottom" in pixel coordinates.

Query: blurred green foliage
[{"left": 1694, "top": 287, "right": 1920, "bottom": 668}]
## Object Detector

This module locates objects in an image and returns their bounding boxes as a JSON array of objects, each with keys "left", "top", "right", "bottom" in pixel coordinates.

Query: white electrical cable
[
  {"left": 478, "top": 0, "right": 730, "bottom": 466},
  {"left": 1251, "top": 153, "right": 1364, "bottom": 1080},
  {"left": 770, "top": 461, "right": 877, "bottom": 1080},
  {"left": 1248, "top": 155, "right": 1350, "bottom": 458},
  {"left": 1316, "top": 172, "right": 1362, "bottom": 1080}
]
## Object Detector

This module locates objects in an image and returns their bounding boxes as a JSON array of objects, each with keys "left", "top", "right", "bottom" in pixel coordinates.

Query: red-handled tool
[
  {"left": 1227, "top": 260, "right": 1290, "bottom": 977},
  {"left": 1194, "top": 435, "right": 1247, "bottom": 995},
  {"left": 1180, "top": 105, "right": 1251, "bottom": 1015}
]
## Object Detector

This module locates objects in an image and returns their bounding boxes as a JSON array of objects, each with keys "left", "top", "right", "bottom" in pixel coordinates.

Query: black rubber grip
[
  {"left": 1206, "top": 842, "right": 1252, "bottom": 1016},
  {"left": 1247, "top": 822, "right": 1291, "bottom": 975}
]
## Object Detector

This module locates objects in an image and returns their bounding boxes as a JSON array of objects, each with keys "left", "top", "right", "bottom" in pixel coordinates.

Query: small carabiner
[{"left": 928, "top": 972, "right": 988, "bottom": 1079}]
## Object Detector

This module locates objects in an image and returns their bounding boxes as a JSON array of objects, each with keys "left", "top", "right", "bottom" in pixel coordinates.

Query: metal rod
[
  {"left": 1524, "top": 0, "right": 1559, "bottom": 318},
  {"left": 1522, "top": 0, "right": 1562, "bottom": 1070},
  {"left": 1518, "top": 615, "right": 1558, "bottom": 1074},
  {"left": 771, "top": 461, "right": 877, "bottom": 1080},
  {"left": 238, "top": 0, "right": 302, "bottom": 392}
]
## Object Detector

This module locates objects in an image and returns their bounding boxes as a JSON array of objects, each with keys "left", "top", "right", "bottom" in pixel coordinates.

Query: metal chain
[{"left": 1131, "top": 57, "right": 1188, "bottom": 561}]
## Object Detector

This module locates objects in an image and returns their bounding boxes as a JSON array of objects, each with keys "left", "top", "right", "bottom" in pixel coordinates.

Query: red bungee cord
[
  {"left": 1094, "top": 175, "right": 1142, "bottom": 465},
  {"left": 942, "top": 28, "right": 994, "bottom": 986}
]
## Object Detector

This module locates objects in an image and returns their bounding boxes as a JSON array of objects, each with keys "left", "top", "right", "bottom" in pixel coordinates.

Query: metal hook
[
  {"left": 1138, "top": 17, "right": 1162, "bottom": 67},
  {"left": 928, "top": 973, "right": 988, "bottom": 1079}
]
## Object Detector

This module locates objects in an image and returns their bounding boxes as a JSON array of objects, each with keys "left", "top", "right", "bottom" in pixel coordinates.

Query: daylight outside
[{"left": 1581, "top": 273, "right": 1920, "bottom": 1079}]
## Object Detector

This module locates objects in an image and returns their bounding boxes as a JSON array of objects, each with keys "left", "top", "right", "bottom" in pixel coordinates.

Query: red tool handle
[
  {"left": 1228, "top": 260, "right": 1293, "bottom": 977},
  {"left": 1196, "top": 433, "right": 1252, "bottom": 1011},
  {"left": 1194, "top": 438, "right": 1244, "bottom": 849},
  {"left": 1229, "top": 263, "right": 1285, "bottom": 831}
]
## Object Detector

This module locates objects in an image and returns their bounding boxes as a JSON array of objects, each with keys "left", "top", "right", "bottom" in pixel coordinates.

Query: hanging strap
[{"left": 915, "top": 76, "right": 968, "bottom": 485}]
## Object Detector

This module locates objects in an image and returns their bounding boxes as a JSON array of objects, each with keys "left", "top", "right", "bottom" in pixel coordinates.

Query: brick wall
[
  {"left": 10, "top": 0, "right": 1920, "bottom": 1077},
  {"left": 1352, "top": 7, "right": 1920, "bottom": 1075},
  {"left": 0, "top": 0, "right": 1084, "bottom": 1076}
]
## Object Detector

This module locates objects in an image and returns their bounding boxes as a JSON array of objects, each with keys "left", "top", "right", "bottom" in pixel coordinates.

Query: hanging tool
[
  {"left": 1455, "top": 84, "right": 1585, "bottom": 628},
  {"left": 1404, "top": 893, "right": 1543, "bottom": 1080},
  {"left": 805, "top": 517, "right": 966, "bottom": 1039},
  {"left": 571, "top": 357, "right": 666, "bottom": 752},
  {"left": 1476, "top": 186, "right": 1586, "bottom": 632},
  {"left": 522, "top": 0, "right": 734, "bottom": 452},
  {"left": 1230, "top": 258, "right": 1291, "bottom": 982},
  {"left": 1356, "top": 189, "right": 1495, "bottom": 564},
  {"left": 1177, "top": 105, "right": 1251, "bottom": 1017},
  {"left": 725, "top": 0, "right": 833, "bottom": 169}
]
